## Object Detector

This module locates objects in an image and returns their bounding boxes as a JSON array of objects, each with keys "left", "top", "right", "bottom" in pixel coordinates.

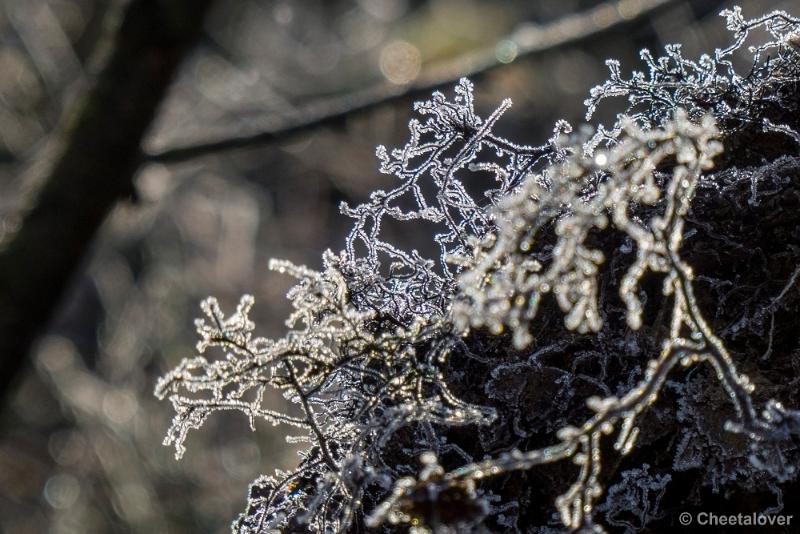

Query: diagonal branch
[
  {"left": 144, "top": 0, "right": 680, "bottom": 165},
  {"left": 0, "top": 0, "right": 215, "bottom": 400}
]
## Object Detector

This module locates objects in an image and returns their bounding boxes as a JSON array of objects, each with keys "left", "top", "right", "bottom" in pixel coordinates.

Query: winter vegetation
[{"left": 157, "top": 7, "right": 800, "bottom": 532}]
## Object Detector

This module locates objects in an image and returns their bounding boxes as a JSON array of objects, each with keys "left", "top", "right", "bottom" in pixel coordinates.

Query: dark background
[{"left": 0, "top": 0, "right": 790, "bottom": 532}]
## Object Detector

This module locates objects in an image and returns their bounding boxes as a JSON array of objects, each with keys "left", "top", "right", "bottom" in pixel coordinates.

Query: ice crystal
[
  {"left": 339, "top": 78, "right": 566, "bottom": 322},
  {"left": 156, "top": 251, "right": 494, "bottom": 531},
  {"left": 585, "top": 7, "right": 800, "bottom": 150},
  {"left": 452, "top": 111, "right": 721, "bottom": 349}
]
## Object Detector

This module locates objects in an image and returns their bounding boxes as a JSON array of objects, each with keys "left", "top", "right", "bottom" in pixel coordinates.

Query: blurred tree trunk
[{"left": 0, "top": 0, "right": 214, "bottom": 400}]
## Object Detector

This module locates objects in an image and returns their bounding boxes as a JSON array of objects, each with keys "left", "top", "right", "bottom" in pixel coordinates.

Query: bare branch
[{"left": 144, "top": 0, "right": 680, "bottom": 166}]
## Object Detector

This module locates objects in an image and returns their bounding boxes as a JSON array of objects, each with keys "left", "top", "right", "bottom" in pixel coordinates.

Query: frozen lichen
[
  {"left": 157, "top": 7, "right": 800, "bottom": 533},
  {"left": 585, "top": 7, "right": 800, "bottom": 151},
  {"left": 595, "top": 464, "right": 670, "bottom": 533},
  {"left": 451, "top": 111, "right": 721, "bottom": 349},
  {"left": 156, "top": 250, "right": 495, "bottom": 531},
  {"left": 339, "top": 78, "right": 567, "bottom": 323}
]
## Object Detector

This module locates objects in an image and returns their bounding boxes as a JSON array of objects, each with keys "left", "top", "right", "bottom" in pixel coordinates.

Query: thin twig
[{"left": 144, "top": 0, "right": 680, "bottom": 165}]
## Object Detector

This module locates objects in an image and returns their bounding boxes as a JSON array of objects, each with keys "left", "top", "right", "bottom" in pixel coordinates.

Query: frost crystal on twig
[
  {"left": 585, "top": 6, "right": 800, "bottom": 150},
  {"left": 156, "top": 251, "right": 494, "bottom": 531},
  {"left": 340, "top": 78, "right": 565, "bottom": 322}
]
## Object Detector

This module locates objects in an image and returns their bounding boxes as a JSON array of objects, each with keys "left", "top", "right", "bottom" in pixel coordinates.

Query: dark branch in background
[
  {"left": 0, "top": 0, "right": 214, "bottom": 400},
  {"left": 144, "top": 0, "right": 680, "bottom": 165}
]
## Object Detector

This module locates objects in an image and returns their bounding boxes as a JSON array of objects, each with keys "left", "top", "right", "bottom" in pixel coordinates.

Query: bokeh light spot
[
  {"left": 44, "top": 473, "right": 80, "bottom": 510},
  {"left": 379, "top": 40, "right": 421, "bottom": 85},
  {"left": 495, "top": 40, "right": 519, "bottom": 64}
]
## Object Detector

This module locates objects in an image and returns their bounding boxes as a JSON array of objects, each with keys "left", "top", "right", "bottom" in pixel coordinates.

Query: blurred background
[{"left": 0, "top": 0, "right": 792, "bottom": 532}]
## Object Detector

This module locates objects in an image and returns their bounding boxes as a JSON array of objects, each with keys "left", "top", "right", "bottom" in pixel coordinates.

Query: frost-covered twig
[
  {"left": 340, "top": 78, "right": 567, "bottom": 323},
  {"left": 585, "top": 6, "right": 800, "bottom": 150},
  {"left": 155, "top": 251, "right": 494, "bottom": 530}
]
